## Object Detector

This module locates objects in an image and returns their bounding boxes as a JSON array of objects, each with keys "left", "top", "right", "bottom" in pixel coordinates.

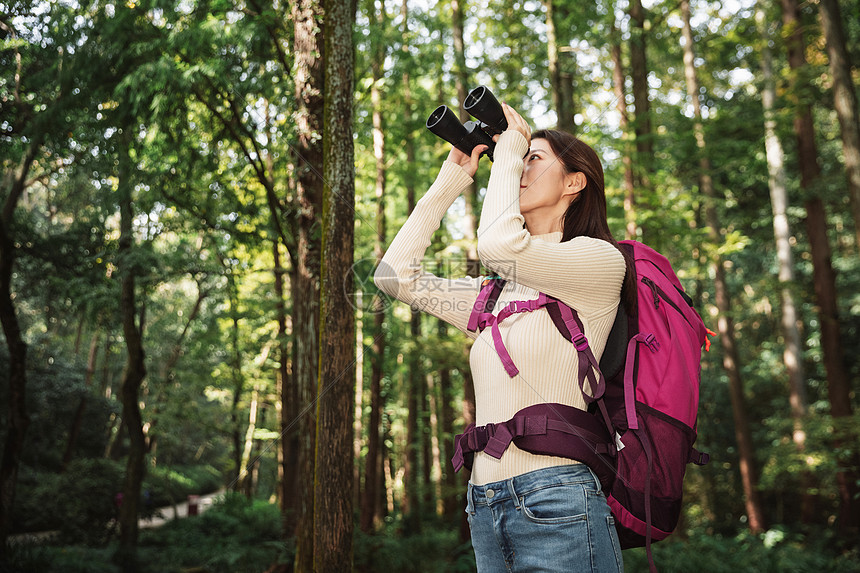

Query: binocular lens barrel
[
  {"left": 463, "top": 86, "right": 486, "bottom": 112},
  {"left": 464, "top": 86, "right": 507, "bottom": 134},
  {"left": 426, "top": 86, "right": 506, "bottom": 161},
  {"left": 426, "top": 105, "right": 469, "bottom": 144},
  {"left": 426, "top": 105, "right": 457, "bottom": 132},
  {"left": 426, "top": 104, "right": 494, "bottom": 161}
]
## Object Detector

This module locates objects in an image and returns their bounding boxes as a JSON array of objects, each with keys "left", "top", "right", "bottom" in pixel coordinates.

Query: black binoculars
[{"left": 426, "top": 86, "right": 507, "bottom": 162}]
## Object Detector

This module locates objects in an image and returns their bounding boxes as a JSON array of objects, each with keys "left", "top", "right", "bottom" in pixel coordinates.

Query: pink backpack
[{"left": 451, "top": 240, "right": 711, "bottom": 571}]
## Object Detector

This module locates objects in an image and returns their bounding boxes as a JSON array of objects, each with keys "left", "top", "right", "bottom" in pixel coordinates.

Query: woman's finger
[
  {"left": 470, "top": 145, "right": 488, "bottom": 173},
  {"left": 502, "top": 102, "right": 530, "bottom": 143}
]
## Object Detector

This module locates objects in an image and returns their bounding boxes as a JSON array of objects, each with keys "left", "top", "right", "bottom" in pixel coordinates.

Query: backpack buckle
[
  {"left": 511, "top": 300, "right": 536, "bottom": 313},
  {"left": 644, "top": 333, "right": 660, "bottom": 352},
  {"left": 572, "top": 333, "right": 590, "bottom": 352}
]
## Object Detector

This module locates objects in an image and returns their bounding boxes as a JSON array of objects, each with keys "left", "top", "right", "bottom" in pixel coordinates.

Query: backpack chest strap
[
  {"left": 468, "top": 279, "right": 550, "bottom": 377},
  {"left": 488, "top": 293, "right": 550, "bottom": 376}
]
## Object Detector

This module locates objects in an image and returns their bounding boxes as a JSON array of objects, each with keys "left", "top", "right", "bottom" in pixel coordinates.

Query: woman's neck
[{"left": 523, "top": 211, "right": 564, "bottom": 235}]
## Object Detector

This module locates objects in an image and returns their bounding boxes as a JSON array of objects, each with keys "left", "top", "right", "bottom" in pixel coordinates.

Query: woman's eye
[{"left": 529, "top": 154, "right": 539, "bottom": 161}]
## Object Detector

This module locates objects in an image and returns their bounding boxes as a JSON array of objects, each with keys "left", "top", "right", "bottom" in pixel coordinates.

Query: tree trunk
[
  {"left": 680, "top": 0, "right": 766, "bottom": 533},
  {"left": 272, "top": 239, "right": 296, "bottom": 531},
  {"left": 427, "top": 371, "right": 442, "bottom": 512},
  {"left": 817, "top": 0, "right": 860, "bottom": 530},
  {"left": 422, "top": 372, "right": 434, "bottom": 514},
  {"left": 781, "top": 0, "right": 851, "bottom": 524},
  {"left": 360, "top": 2, "right": 388, "bottom": 531},
  {"left": 545, "top": 0, "right": 575, "bottom": 132},
  {"left": 438, "top": 316, "right": 458, "bottom": 523},
  {"left": 404, "top": 308, "right": 423, "bottom": 531},
  {"left": 819, "top": 0, "right": 860, "bottom": 250},
  {"left": 610, "top": 15, "right": 637, "bottom": 240},
  {"left": 227, "top": 276, "right": 244, "bottom": 492},
  {"left": 629, "top": 0, "right": 653, "bottom": 190},
  {"left": 451, "top": 0, "right": 481, "bottom": 280},
  {"left": 401, "top": 74, "right": 423, "bottom": 527},
  {"left": 0, "top": 141, "right": 38, "bottom": 563},
  {"left": 292, "top": 1, "right": 325, "bottom": 569},
  {"left": 313, "top": 0, "right": 356, "bottom": 569},
  {"left": 450, "top": 0, "right": 478, "bottom": 541},
  {"left": 114, "top": 137, "right": 148, "bottom": 572},
  {"left": 758, "top": 0, "right": 813, "bottom": 518},
  {"left": 239, "top": 383, "right": 261, "bottom": 496}
]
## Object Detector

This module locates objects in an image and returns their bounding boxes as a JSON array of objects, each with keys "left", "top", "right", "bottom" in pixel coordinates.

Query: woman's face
[{"left": 519, "top": 138, "right": 582, "bottom": 224}]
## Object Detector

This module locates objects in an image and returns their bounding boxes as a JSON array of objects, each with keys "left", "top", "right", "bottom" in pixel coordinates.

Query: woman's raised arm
[{"left": 374, "top": 155, "right": 486, "bottom": 338}]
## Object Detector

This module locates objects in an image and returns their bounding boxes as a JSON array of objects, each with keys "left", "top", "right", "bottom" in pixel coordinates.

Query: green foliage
[
  {"left": 2, "top": 0, "right": 860, "bottom": 568},
  {"left": 137, "top": 492, "right": 286, "bottom": 573},
  {"left": 354, "top": 520, "right": 476, "bottom": 573},
  {"left": 22, "top": 458, "right": 125, "bottom": 546},
  {"left": 5, "top": 545, "right": 119, "bottom": 573},
  {"left": 623, "top": 528, "right": 860, "bottom": 573},
  {"left": 7, "top": 493, "right": 286, "bottom": 573}
]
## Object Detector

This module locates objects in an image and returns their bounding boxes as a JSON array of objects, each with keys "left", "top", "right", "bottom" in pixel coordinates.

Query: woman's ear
[{"left": 563, "top": 172, "right": 586, "bottom": 198}]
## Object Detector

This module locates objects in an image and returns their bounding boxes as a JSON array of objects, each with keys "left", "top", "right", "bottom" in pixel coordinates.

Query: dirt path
[
  {"left": 139, "top": 490, "right": 223, "bottom": 529},
  {"left": 9, "top": 490, "right": 225, "bottom": 544}
]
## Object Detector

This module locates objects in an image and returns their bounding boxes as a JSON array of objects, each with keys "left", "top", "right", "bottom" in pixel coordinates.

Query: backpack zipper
[
  {"left": 641, "top": 276, "right": 695, "bottom": 330},
  {"left": 643, "top": 277, "right": 661, "bottom": 308}
]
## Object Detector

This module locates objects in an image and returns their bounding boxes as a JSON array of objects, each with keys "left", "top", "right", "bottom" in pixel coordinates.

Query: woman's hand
[
  {"left": 447, "top": 144, "right": 488, "bottom": 178},
  {"left": 494, "top": 102, "right": 531, "bottom": 145}
]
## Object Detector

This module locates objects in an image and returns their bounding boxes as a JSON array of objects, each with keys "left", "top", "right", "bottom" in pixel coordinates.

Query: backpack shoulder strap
[
  {"left": 544, "top": 300, "right": 606, "bottom": 403},
  {"left": 467, "top": 277, "right": 505, "bottom": 332}
]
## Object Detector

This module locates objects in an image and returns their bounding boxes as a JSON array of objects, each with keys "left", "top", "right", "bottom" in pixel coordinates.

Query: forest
[{"left": 1, "top": 0, "right": 858, "bottom": 571}]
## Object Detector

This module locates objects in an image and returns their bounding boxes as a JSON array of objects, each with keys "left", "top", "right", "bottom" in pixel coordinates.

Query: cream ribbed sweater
[{"left": 375, "top": 131, "right": 625, "bottom": 485}]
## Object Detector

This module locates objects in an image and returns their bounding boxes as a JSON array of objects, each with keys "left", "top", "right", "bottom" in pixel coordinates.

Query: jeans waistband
[{"left": 468, "top": 464, "right": 601, "bottom": 508}]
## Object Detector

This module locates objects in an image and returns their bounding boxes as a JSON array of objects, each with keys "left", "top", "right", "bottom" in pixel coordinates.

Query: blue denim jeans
[{"left": 465, "top": 464, "right": 623, "bottom": 572}]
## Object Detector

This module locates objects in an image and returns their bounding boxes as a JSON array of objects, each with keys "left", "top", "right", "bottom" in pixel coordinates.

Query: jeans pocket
[{"left": 520, "top": 483, "right": 588, "bottom": 525}]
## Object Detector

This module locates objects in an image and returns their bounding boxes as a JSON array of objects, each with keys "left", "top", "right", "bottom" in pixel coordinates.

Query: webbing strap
[
  {"left": 467, "top": 279, "right": 551, "bottom": 377},
  {"left": 636, "top": 428, "right": 657, "bottom": 573},
  {"left": 468, "top": 279, "right": 505, "bottom": 331},
  {"left": 554, "top": 302, "right": 606, "bottom": 403},
  {"left": 622, "top": 333, "right": 660, "bottom": 430},
  {"left": 451, "top": 412, "right": 615, "bottom": 473}
]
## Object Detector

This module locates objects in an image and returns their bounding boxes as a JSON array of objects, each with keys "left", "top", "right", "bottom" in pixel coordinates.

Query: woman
[{"left": 375, "top": 103, "right": 628, "bottom": 572}]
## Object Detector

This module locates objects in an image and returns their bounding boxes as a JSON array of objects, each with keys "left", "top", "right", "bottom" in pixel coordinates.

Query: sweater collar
[{"left": 531, "top": 231, "right": 563, "bottom": 243}]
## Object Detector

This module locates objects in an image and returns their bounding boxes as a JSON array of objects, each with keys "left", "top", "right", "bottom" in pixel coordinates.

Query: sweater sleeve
[
  {"left": 476, "top": 131, "right": 625, "bottom": 316},
  {"left": 374, "top": 161, "right": 484, "bottom": 339}
]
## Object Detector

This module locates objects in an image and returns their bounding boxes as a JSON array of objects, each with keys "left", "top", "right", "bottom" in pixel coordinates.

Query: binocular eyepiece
[{"left": 426, "top": 86, "right": 507, "bottom": 162}]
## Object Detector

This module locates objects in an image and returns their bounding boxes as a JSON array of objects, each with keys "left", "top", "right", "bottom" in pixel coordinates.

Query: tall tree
[
  {"left": 114, "top": 132, "right": 148, "bottom": 572},
  {"left": 360, "top": 0, "right": 388, "bottom": 534},
  {"left": 680, "top": 0, "right": 766, "bottom": 533},
  {"left": 819, "top": 0, "right": 860, "bottom": 250},
  {"left": 757, "top": 3, "right": 809, "bottom": 525},
  {"left": 780, "top": 0, "right": 852, "bottom": 522},
  {"left": 403, "top": 216, "right": 423, "bottom": 531},
  {"left": 313, "top": 0, "right": 356, "bottom": 569},
  {"left": 629, "top": 0, "right": 654, "bottom": 198},
  {"left": 0, "top": 110, "right": 37, "bottom": 569},
  {"left": 609, "top": 11, "right": 637, "bottom": 239},
  {"left": 816, "top": 0, "right": 860, "bottom": 530},
  {"left": 0, "top": 9, "right": 55, "bottom": 557},
  {"left": 291, "top": 0, "right": 325, "bottom": 568},
  {"left": 545, "top": 0, "right": 575, "bottom": 132},
  {"left": 450, "top": 1, "right": 478, "bottom": 538}
]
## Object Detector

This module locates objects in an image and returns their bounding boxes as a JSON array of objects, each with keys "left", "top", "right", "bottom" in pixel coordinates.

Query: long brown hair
[{"left": 532, "top": 128, "right": 636, "bottom": 309}]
